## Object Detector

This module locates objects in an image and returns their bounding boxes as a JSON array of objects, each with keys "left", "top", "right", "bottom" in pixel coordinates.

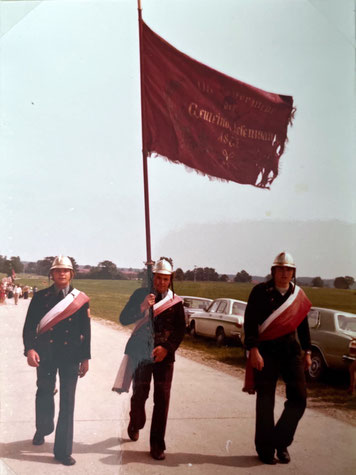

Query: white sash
[{"left": 37, "top": 288, "right": 82, "bottom": 334}]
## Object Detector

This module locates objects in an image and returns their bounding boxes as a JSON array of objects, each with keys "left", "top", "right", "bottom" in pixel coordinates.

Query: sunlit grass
[{"left": 13, "top": 275, "right": 356, "bottom": 320}]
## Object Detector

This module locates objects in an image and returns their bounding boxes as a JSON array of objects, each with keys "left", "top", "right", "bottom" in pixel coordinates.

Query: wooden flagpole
[{"left": 138, "top": 0, "right": 154, "bottom": 290}]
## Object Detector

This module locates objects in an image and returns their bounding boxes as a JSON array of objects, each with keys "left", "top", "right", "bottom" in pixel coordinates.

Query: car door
[
  {"left": 225, "top": 301, "right": 245, "bottom": 338},
  {"left": 207, "top": 300, "right": 228, "bottom": 337},
  {"left": 198, "top": 300, "right": 222, "bottom": 337},
  {"left": 195, "top": 300, "right": 219, "bottom": 335},
  {"left": 320, "top": 312, "right": 354, "bottom": 369}
]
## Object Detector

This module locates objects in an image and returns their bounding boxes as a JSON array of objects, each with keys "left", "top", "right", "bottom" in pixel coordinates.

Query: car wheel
[
  {"left": 308, "top": 349, "right": 326, "bottom": 382},
  {"left": 216, "top": 328, "right": 225, "bottom": 347},
  {"left": 189, "top": 321, "right": 197, "bottom": 337}
]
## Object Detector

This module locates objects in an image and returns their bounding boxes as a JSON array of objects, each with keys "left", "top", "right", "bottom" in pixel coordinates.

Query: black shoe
[
  {"left": 277, "top": 448, "right": 290, "bottom": 464},
  {"left": 55, "top": 455, "right": 76, "bottom": 466},
  {"left": 127, "top": 423, "right": 139, "bottom": 441},
  {"left": 258, "top": 453, "right": 277, "bottom": 465},
  {"left": 150, "top": 447, "right": 165, "bottom": 460},
  {"left": 32, "top": 431, "right": 45, "bottom": 446}
]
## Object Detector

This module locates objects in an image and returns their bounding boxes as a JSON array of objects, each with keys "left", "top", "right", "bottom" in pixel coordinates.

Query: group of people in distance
[
  {"left": 22, "top": 252, "right": 313, "bottom": 466},
  {"left": 1, "top": 281, "right": 33, "bottom": 304}
]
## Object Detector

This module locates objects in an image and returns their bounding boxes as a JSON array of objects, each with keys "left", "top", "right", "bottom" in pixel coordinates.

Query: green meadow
[{"left": 12, "top": 275, "right": 356, "bottom": 323}]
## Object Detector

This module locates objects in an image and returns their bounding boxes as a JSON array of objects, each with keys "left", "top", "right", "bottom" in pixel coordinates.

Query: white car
[
  {"left": 181, "top": 296, "right": 213, "bottom": 329},
  {"left": 189, "top": 298, "right": 247, "bottom": 346}
]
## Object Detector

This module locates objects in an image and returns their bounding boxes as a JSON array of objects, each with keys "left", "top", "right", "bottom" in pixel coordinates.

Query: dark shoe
[
  {"left": 127, "top": 423, "right": 139, "bottom": 441},
  {"left": 55, "top": 455, "right": 76, "bottom": 466},
  {"left": 150, "top": 447, "right": 165, "bottom": 460},
  {"left": 258, "top": 453, "right": 277, "bottom": 465},
  {"left": 32, "top": 431, "right": 45, "bottom": 446},
  {"left": 277, "top": 448, "right": 290, "bottom": 464}
]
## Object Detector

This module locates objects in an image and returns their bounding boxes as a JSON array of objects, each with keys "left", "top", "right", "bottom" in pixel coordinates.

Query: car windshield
[
  {"left": 337, "top": 314, "right": 356, "bottom": 332},
  {"left": 217, "top": 301, "right": 227, "bottom": 313},
  {"left": 208, "top": 301, "right": 220, "bottom": 312},
  {"left": 184, "top": 298, "right": 210, "bottom": 310}
]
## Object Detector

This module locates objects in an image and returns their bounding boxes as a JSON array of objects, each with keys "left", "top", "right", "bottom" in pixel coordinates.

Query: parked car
[
  {"left": 307, "top": 307, "right": 356, "bottom": 381},
  {"left": 181, "top": 296, "right": 213, "bottom": 329},
  {"left": 189, "top": 298, "right": 247, "bottom": 346}
]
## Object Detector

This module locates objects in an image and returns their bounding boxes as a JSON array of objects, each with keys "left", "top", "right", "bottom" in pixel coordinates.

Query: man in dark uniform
[
  {"left": 117, "top": 257, "right": 185, "bottom": 461},
  {"left": 23, "top": 256, "right": 91, "bottom": 466},
  {"left": 243, "top": 252, "right": 312, "bottom": 465}
]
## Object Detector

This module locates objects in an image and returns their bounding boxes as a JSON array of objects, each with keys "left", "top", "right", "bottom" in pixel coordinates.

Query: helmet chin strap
[{"left": 171, "top": 277, "right": 175, "bottom": 297}]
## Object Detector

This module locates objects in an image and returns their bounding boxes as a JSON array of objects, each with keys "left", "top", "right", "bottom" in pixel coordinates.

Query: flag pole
[{"left": 138, "top": 0, "right": 154, "bottom": 290}]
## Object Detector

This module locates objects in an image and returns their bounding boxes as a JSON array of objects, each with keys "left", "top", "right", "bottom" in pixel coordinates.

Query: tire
[
  {"left": 216, "top": 328, "right": 225, "bottom": 347},
  {"left": 189, "top": 321, "right": 197, "bottom": 337},
  {"left": 308, "top": 349, "right": 326, "bottom": 382}
]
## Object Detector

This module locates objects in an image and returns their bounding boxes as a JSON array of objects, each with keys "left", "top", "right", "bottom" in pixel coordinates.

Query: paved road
[{"left": 1, "top": 299, "right": 355, "bottom": 474}]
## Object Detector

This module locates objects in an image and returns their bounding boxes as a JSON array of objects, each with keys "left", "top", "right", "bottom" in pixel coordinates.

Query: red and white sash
[
  {"left": 112, "top": 289, "right": 183, "bottom": 394},
  {"left": 37, "top": 288, "right": 90, "bottom": 335},
  {"left": 152, "top": 290, "right": 183, "bottom": 318},
  {"left": 258, "top": 286, "right": 312, "bottom": 341},
  {"left": 243, "top": 285, "right": 311, "bottom": 394}
]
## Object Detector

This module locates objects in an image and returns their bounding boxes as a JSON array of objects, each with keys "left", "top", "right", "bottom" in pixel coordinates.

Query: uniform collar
[
  {"left": 268, "top": 279, "right": 294, "bottom": 295},
  {"left": 53, "top": 284, "right": 71, "bottom": 297}
]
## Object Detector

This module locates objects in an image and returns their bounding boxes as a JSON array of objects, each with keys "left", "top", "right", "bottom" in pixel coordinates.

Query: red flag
[{"left": 141, "top": 21, "right": 295, "bottom": 189}]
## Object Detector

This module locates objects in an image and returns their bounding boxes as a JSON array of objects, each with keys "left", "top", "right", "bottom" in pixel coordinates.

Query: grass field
[{"left": 11, "top": 275, "right": 356, "bottom": 321}]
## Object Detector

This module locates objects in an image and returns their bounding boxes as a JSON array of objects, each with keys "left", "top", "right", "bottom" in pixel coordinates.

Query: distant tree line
[
  {"left": 307, "top": 275, "right": 355, "bottom": 289},
  {"left": 174, "top": 267, "right": 251, "bottom": 283},
  {"left": 24, "top": 257, "right": 127, "bottom": 280},
  {"left": 333, "top": 276, "right": 355, "bottom": 289},
  {"left": 175, "top": 267, "right": 221, "bottom": 281},
  {"left": 80, "top": 260, "right": 126, "bottom": 280},
  {"left": 1, "top": 255, "right": 355, "bottom": 288},
  {"left": 24, "top": 256, "right": 79, "bottom": 276},
  {"left": 0, "top": 256, "right": 24, "bottom": 275},
  {"left": 0, "top": 256, "right": 127, "bottom": 280}
]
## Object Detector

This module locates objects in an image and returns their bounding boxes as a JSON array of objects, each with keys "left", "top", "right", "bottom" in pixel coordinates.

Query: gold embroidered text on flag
[{"left": 141, "top": 22, "right": 295, "bottom": 189}]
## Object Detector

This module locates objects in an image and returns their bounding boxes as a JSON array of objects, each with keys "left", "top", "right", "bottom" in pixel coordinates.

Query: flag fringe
[
  {"left": 148, "top": 152, "right": 275, "bottom": 189},
  {"left": 147, "top": 106, "right": 296, "bottom": 190}
]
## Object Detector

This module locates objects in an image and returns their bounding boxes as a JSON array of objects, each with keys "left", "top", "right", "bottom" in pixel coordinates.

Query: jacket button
[
  {"left": 64, "top": 341, "right": 68, "bottom": 345},
  {"left": 50, "top": 340, "right": 54, "bottom": 343},
  {"left": 50, "top": 328, "right": 53, "bottom": 331},
  {"left": 68, "top": 318, "right": 72, "bottom": 322},
  {"left": 65, "top": 330, "right": 69, "bottom": 333}
]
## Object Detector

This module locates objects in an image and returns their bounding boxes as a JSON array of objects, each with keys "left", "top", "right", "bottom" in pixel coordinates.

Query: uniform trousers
[
  {"left": 254, "top": 347, "right": 307, "bottom": 457},
  {"left": 129, "top": 361, "right": 174, "bottom": 451},
  {"left": 36, "top": 360, "right": 79, "bottom": 458}
]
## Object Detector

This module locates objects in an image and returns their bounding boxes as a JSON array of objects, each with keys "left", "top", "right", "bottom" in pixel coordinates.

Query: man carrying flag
[
  {"left": 243, "top": 252, "right": 312, "bottom": 465},
  {"left": 114, "top": 257, "right": 185, "bottom": 461},
  {"left": 23, "top": 256, "right": 91, "bottom": 466}
]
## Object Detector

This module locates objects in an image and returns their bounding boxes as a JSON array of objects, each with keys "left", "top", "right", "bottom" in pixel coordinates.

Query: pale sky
[{"left": 1, "top": 0, "right": 355, "bottom": 278}]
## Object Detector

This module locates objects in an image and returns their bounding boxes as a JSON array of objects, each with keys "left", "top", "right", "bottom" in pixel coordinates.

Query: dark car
[{"left": 307, "top": 307, "right": 356, "bottom": 381}]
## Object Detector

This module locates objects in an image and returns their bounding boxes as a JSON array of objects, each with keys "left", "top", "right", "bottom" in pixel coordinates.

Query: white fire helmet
[
  {"left": 50, "top": 255, "right": 74, "bottom": 271},
  {"left": 153, "top": 258, "right": 173, "bottom": 275},
  {"left": 272, "top": 252, "right": 296, "bottom": 269}
]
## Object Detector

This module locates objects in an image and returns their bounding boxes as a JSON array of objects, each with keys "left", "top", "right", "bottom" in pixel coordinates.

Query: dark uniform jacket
[
  {"left": 23, "top": 285, "right": 91, "bottom": 365},
  {"left": 119, "top": 287, "right": 186, "bottom": 364},
  {"left": 244, "top": 279, "right": 311, "bottom": 354}
]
